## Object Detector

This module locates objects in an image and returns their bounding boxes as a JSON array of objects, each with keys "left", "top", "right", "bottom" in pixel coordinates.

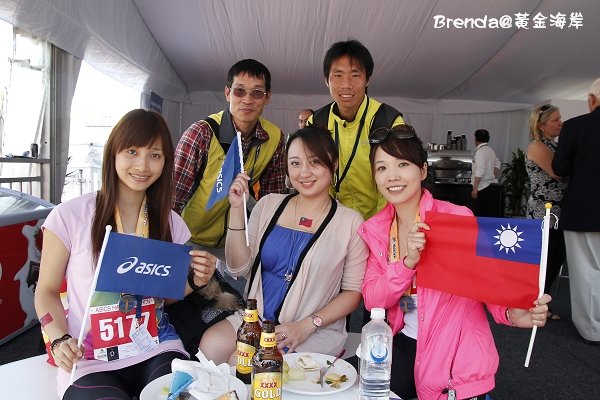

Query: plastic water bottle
[{"left": 359, "top": 308, "right": 393, "bottom": 400}]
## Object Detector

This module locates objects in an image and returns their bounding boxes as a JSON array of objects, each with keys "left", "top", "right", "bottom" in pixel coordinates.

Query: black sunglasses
[
  {"left": 368, "top": 125, "right": 416, "bottom": 145},
  {"left": 228, "top": 86, "right": 268, "bottom": 100},
  {"left": 537, "top": 104, "right": 551, "bottom": 122}
]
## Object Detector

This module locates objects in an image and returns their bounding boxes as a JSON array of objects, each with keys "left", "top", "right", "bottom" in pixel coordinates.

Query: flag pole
[
  {"left": 69, "top": 225, "right": 113, "bottom": 385},
  {"left": 524, "top": 203, "right": 551, "bottom": 367},
  {"left": 235, "top": 131, "right": 249, "bottom": 246}
]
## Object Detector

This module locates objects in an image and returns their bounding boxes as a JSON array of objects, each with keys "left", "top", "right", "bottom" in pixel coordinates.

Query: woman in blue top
[{"left": 199, "top": 126, "right": 367, "bottom": 364}]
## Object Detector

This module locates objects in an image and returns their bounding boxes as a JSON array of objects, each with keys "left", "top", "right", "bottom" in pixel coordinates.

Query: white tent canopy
[{"left": 1, "top": 0, "right": 597, "bottom": 162}]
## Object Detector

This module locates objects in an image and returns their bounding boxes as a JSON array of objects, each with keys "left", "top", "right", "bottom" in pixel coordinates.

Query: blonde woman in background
[{"left": 526, "top": 104, "right": 567, "bottom": 320}]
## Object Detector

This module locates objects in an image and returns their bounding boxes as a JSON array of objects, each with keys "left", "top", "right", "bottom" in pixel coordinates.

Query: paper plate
[
  {"left": 283, "top": 352, "right": 357, "bottom": 396},
  {"left": 140, "top": 372, "right": 248, "bottom": 400}
]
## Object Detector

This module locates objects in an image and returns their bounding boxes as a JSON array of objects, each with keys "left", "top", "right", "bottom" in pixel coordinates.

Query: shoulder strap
[
  {"left": 192, "top": 117, "right": 221, "bottom": 194},
  {"left": 371, "top": 103, "right": 403, "bottom": 132},
  {"left": 273, "top": 197, "right": 337, "bottom": 324},
  {"left": 310, "top": 102, "right": 335, "bottom": 129},
  {"left": 247, "top": 194, "right": 296, "bottom": 294},
  {"left": 204, "top": 116, "right": 220, "bottom": 139},
  {"left": 246, "top": 195, "right": 338, "bottom": 325}
]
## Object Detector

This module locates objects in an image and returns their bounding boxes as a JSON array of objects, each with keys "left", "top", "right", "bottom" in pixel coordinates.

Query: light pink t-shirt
[{"left": 43, "top": 192, "right": 191, "bottom": 398}]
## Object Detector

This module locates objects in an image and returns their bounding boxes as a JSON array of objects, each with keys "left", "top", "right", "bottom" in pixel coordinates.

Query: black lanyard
[
  {"left": 333, "top": 97, "right": 370, "bottom": 193},
  {"left": 246, "top": 194, "right": 337, "bottom": 324}
]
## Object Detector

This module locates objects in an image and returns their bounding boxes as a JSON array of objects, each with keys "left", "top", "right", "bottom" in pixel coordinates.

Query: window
[
  {"left": 0, "top": 20, "right": 49, "bottom": 197},
  {"left": 62, "top": 62, "right": 140, "bottom": 201}
]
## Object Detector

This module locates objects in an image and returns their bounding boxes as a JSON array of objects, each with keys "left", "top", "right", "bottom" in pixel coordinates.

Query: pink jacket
[{"left": 358, "top": 190, "right": 513, "bottom": 400}]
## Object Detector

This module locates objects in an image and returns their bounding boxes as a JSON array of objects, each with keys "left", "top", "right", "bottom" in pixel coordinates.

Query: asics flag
[
  {"left": 419, "top": 212, "right": 543, "bottom": 309},
  {"left": 95, "top": 232, "right": 191, "bottom": 299},
  {"left": 206, "top": 136, "right": 242, "bottom": 210}
]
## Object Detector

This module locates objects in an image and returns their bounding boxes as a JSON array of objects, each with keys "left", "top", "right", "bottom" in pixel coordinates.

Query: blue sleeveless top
[{"left": 260, "top": 225, "right": 313, "bottom": 320}]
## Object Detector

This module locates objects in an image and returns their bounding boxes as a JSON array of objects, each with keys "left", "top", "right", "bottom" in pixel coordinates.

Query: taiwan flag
[{"left": 419, "top": 212, "right": 544, "bottom": 309}]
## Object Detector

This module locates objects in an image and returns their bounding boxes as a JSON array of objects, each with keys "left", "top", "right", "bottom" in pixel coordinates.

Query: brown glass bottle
[
  {"left": 236, "top": 299, "right": 262, "bottom": 384},
  {"left": 251, "top": 320, "right": 283, "bottom": 400}
]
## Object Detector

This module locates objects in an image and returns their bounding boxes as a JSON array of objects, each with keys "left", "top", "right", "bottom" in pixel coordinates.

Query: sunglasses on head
[
  {"left": 537, "top": 104, "right": 551, "bottom": 122},
  {"left": 368, "top": 125, "right": 416, "bottom": 145},
  {"left": 228, "top": 86, "right": 268, "bottom": 100}
]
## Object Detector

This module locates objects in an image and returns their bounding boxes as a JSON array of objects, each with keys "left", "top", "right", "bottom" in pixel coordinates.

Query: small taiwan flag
[{"left": 299, "top": 217, "right": 313, "bottom": 228}]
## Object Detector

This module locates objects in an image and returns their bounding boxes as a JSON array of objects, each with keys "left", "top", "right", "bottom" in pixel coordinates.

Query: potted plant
[{"left": 500, "top": 148, "right": 530, "bottom": 216}]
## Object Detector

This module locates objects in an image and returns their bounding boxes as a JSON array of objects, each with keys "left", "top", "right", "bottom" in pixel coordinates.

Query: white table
[
  {"left": 0, "top": 333, "right": 400, "bottom": 400},
  {"left": 0, "top": 354, "right": 60, "bottom": 399}
]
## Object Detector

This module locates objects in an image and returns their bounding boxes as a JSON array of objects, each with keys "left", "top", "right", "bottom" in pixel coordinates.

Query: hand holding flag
[
  {"left": 70, "top": 227, "right": 192, "bottom": 384},
  {"left": 206, "top": 135, "right": 242, "bottom": 210},
  {"left": 206, "top": 131, "right": 249, "bottom": 246},
  {"left": 418, "top": 208, "right": 552, "bottom": 366}
]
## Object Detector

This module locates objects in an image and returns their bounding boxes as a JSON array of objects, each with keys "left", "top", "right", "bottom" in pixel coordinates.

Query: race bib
[{"left": 89, "top": 297, "right": 158, "bottom": 361}]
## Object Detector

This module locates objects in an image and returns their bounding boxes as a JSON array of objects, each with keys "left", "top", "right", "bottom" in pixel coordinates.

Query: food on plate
[
  {"left": 282, "top": 360, "right": 290, "bottom": 373},
  {"left": 295, "top": 354, "right": 320, "bottom": 371},
  {"left": 213, "top": 390, "right": 239, "bottom": 400},
  {"left": 283, "top": 371, "right": 289, "bottom": 384},
  {"left": 324, "top": 373, "right": 348, "bottom": 389},
  {"left": 287, "top": 367, "right": 306, "bottom": 381}
]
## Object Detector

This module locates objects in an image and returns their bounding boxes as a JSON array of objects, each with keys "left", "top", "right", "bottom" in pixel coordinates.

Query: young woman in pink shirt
[
  {"left": 35, "top": 109, "right": 218, "bottom": 399},
  {"left": 358, "top": 125, "right": 551, "bottom": 400}
]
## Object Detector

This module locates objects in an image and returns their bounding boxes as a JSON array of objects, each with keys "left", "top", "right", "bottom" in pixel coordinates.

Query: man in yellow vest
[
  {"left": 174, "top": 59, "right": 287, "bottom": 259},
  {"left": 308, "top": 40, "right": 405, "bottom": 220}
]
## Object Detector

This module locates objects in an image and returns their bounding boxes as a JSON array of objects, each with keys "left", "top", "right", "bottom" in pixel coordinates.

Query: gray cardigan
[{"left": 227, "top": 194, "right": 368, "bottom": 355}]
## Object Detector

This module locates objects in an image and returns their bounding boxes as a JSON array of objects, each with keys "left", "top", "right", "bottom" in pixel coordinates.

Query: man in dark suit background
[{"left": 552, "top": 77, "right": 600, "bottom": 345}]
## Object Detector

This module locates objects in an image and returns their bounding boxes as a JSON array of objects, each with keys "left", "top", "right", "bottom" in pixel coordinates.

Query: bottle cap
[
  {"left": 371, "top": 308, "right": 385, "bottom": 320},
  {"left": 246, "top": 298, "right": 257, "bottom": 308}
]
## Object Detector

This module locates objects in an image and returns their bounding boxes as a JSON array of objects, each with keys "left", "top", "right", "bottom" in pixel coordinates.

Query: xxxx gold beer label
[
  {"left": 236, "top": 341, "right": 255, "bottom": 375},
  {"left": 259, "top": 331, "right": 277, "bottom": 348},
  {"left": 243, "top": 308, "right": 259, "bottom": 323},
  {"left": 252, "top": 372, "right": 282, "bottom": 400}
]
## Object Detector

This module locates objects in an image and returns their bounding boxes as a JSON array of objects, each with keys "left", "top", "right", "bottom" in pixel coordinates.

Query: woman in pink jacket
[{"left": 358, "top": 125, "right": 551, "bottom": 400}]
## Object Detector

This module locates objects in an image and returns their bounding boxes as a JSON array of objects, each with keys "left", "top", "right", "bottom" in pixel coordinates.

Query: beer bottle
[
  {"left": 236, "top": 299, "right": 262, "bottom": 384},
  {"left": 251, "top": 320, "right": 283, "bottom": 400}
]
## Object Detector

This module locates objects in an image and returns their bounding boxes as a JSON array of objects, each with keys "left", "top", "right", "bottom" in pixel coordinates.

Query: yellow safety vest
[
  {"left": 181, "top": 111, "right": 282, "bottom": 247},
  {"left": 309, "top": 96, "right": 404, "bottom": 219}
]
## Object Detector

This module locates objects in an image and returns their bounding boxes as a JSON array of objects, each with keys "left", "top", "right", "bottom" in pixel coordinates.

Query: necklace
[
  {"left": 294, "top": 196, "right": 330, "bottom": 230},
  {"left": 283, "top": 228, "right": 315, "bottom": 286},
  {"left": 115, "top": 198, "right": 148, "bottom": 237}
]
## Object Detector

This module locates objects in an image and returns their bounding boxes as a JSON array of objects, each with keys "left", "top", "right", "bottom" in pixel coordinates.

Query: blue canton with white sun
[{"left": 475, "top": 217, "right": 543, "bottom": 265}]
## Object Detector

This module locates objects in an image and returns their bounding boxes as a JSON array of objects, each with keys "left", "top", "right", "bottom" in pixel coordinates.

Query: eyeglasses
[
  {"left": 537, "top": 104, "right": 551, "bottom": 122},
  {"left": 229, "top": 86, "right": 268, "bottom": 100},
  {"left": 368, "top": 125, "right": 416, "bottom": 145}
]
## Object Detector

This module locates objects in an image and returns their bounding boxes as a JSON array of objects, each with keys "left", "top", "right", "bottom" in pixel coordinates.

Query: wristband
[
  {"left": 228, "top": 226, "right": 245, "bottom": 231},
  {"left": 50, "top": 333, "right": 72, "bottom": 355},
  {"left": 187, "top": 270, "right": 207, "bottom": 292}
]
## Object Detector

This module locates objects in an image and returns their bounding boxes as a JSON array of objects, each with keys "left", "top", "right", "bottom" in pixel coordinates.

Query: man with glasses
[
  {"left": 308, "top": 40, "right": 404, "bottom": 220},
  {"left": 552, "top": 77, "right": 600, "bottom": 345},
  {"left": 174, "top": 59, "right": 286, "bottom": 257}
]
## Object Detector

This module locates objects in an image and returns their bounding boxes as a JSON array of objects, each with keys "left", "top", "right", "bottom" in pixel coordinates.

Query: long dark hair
[{"left": 91, "top": 109, "right": 175, "bottom": 263}]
